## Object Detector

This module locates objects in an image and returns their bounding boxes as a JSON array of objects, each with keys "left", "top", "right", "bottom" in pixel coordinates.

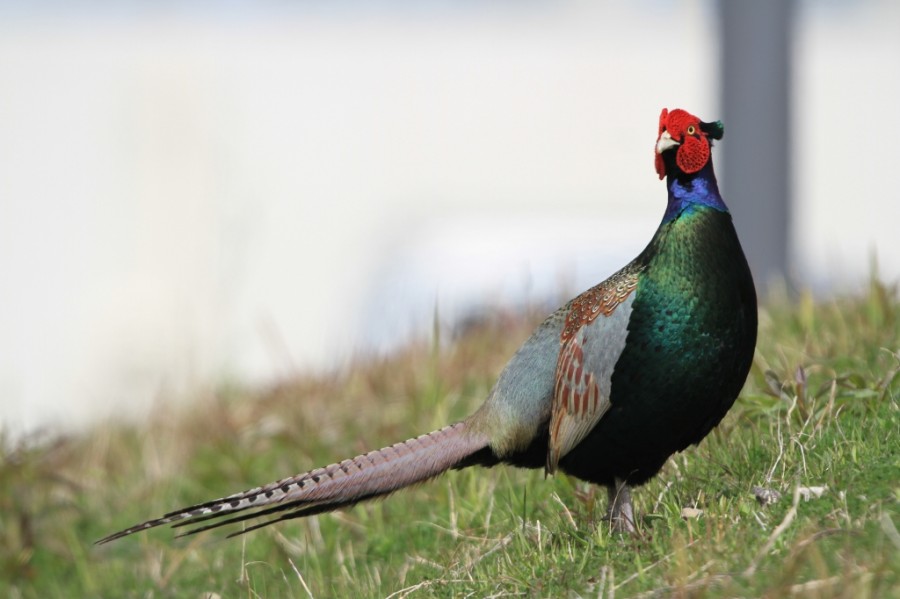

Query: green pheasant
[{"left": 98, "top": 108, "right": 757, "bottom": 543}]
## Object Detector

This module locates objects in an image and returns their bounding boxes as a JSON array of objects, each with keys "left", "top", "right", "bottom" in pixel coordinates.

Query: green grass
[{"left": 2, "top": 280, "right": 899, "bottom": 598}]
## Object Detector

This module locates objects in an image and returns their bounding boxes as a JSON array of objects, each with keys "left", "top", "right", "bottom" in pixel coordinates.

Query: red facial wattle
[
  {"left": 655, "top": 108, "right": 712, "bottom": 180},
  {"left": 654, "top": 108, "right": 669, "bottom": 179},
  {"left": 675, "top": 135, "right": 710, "bottom": 175}
]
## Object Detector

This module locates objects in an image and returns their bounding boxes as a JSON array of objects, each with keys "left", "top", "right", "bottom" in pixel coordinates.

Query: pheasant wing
[{"left": 547, "top": 272, "right": 639, "bottom": 473}]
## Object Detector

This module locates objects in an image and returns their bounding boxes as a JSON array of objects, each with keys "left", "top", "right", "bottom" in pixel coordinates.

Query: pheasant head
[{"left": 654, "top": 108, "right": 724, "bottom": 180}]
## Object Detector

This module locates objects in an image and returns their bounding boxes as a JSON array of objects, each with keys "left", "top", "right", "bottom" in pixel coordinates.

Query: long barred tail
[{"left": 96, "top": 422, "right": 488, "bottom": 544}]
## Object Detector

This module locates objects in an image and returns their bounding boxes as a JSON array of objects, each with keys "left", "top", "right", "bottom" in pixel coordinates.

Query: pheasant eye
[{"left": 686, "top": 125, "right": 696, "bottom": 135}]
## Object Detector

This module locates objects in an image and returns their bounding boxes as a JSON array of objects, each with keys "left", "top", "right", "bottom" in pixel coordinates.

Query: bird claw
[{"left": 607, "top": 511, "right": 636, "bottom": 534}]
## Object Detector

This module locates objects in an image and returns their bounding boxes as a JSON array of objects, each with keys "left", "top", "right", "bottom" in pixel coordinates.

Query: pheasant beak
[{"left": 656, "top": 130, "right": 679, "bottom": 154}]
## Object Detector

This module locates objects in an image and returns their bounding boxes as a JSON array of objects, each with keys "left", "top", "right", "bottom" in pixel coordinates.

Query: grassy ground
[{"left": 2, "top": 280, "right": 899, "bottom": 598}]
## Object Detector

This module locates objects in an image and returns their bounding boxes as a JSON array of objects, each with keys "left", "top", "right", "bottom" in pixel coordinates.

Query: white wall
[
  {"left": 793, "top": 0, "right": 900, "bottom": 286},
  {"left": 0, "top": 1, "right": 897, "bottom": 436}
]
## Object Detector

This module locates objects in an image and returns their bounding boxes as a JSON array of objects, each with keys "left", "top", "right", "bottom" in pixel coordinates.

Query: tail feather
[
  {"left": 96, "top": 421, "right": 488, "bottom": 544},
  {"left": 180, "top": 492, "right": 381, "bottom": 539}
]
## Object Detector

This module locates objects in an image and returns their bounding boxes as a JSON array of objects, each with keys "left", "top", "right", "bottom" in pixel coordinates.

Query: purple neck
[{"left": 662, "top": 161, "right": 728, "bottom": 222}]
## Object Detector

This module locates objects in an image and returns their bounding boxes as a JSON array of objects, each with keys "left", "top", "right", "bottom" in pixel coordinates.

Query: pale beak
[{"left": 656, "top": 130, "right": 680, "bottom": 154}]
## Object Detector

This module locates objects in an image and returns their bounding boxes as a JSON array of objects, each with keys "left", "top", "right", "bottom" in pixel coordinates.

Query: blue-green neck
[{"left": 663, "top": 162, "right": 728, "bottom": 223}]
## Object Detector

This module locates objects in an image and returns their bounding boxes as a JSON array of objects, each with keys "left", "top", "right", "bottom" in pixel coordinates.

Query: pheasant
[{"left": 97, "top": 108, "right": 757, "bottom": 544}]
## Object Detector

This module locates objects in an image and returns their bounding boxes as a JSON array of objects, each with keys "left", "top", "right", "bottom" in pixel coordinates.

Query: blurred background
[{"left": 0, "top": 0, "right": 897, "bottom": 437}]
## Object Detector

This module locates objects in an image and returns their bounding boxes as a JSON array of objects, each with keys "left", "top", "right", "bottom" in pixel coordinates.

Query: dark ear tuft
[{"left": 700, "top": 120, "right": 724, "bottom": 140}]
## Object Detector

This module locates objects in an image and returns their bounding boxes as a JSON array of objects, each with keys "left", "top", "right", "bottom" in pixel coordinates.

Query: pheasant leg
[{"left": 606, "top": 478, "right": 636, "bottom": 533}]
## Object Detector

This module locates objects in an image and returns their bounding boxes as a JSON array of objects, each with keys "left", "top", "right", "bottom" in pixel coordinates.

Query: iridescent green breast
[{"left": 559, "top": 205, "right": 757, "bottom": 486}]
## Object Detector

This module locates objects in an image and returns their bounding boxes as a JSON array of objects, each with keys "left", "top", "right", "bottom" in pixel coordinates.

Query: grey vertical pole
[{"left": 719, "top": 0, "right": 793, "bottom": 291}]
